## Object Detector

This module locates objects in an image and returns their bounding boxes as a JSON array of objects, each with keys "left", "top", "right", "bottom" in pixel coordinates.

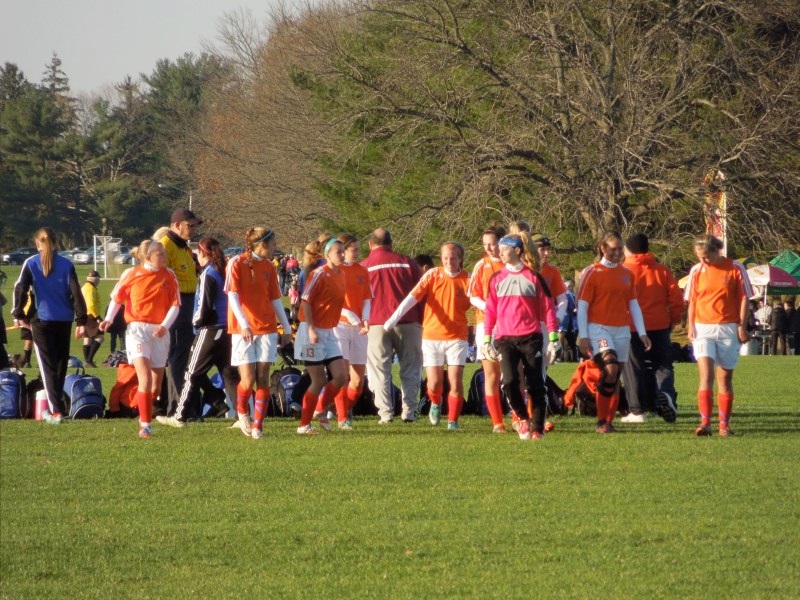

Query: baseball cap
[
  {"left": 87, "top": 271, "right": 100, "bottom": 283},
  {"left": 530, "top": 233, "right": 551, "bottom": 247},
  {"left": 171, "top": 208, "right": 202, "bottom": 225}
]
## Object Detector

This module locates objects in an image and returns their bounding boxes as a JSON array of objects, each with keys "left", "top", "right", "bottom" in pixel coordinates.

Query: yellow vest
[{"left": 161, "top": 234, "right": 198, "bottom": 294}]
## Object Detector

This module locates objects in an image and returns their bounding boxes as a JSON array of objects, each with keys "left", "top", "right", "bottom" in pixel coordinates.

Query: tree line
[{"left": 3, "top": 1, "right": 799, "bottom": 274}]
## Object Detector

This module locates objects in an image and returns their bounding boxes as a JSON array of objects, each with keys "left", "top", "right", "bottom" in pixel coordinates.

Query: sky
[{"left": 1, "top": 0, "right": 283, "bottom": 95}]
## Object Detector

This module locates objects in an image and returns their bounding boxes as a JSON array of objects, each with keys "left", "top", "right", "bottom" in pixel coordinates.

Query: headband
[
  {"left": 324, "top": 238, "right": 340, "bottom": 256},
  {"left": 255, "top": 230, "right": 274, "bottom": 246},
  {"left": 498, "top": 236, "right": 523, "bottom": 250}
]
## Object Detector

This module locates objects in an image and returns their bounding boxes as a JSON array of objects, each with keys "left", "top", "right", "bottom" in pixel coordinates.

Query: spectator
[
  {"left": 754, "top": 300, "right": 772, "bottom": 332},
  {"left": 81, "top": 270, "right": 104, "bottom": 367},
  {"left": 12, "top": 227, "right": 88, "bottom": 425},
  {"left": 159, "top": 208, "right": 202, "bottom": 417},
  {"left": 107, "top": 303, "right": 127, "bottom": 353},
  {"left": 361, "top": 228, "right": 423, "bottom": 423},
  {"left": 768, "top": 300, "right": 788, "bottom": 355},
  {"left": 789, "top": 299, "right": 800, "bottom": 355},
  {"left": 559, "top": 280, "right": 578, "bottom": 362},
  {"left": 414, "top": 254, "right": 435, "bottom": 274},
  {"left": 0, "top": 291, "right": 8, "bottom": 370},
  {"left": 16, "top": 291, "right": 35, "bottom": 368},
  {"left": 619, "top": 233, "right": 683, "bottom": 424},
  {"left": 684, "top": 234, "right": 751, "bottom": 436},
  {"left": 384, "top": 243, "right": 472, "bottom": 431}
]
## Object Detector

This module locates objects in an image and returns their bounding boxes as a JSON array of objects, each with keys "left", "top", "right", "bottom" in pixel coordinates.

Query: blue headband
[
  {"left": 324, "top": 238, "right": 339, "bottom": 255},
  {"left": 498, "top": 236, "right": 523, "bottom": 250},
  {"left": 255, "top": 230, "right": 274, "bottom": 246}
]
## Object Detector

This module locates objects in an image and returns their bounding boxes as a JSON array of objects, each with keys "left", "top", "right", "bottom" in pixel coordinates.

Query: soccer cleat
[
  {"left": 251, "top": 428, "right": 264, "bottom": 440},
  {"left": 621, "top": 412, "right": 647, "bottom": 424},
  {"left": 718, "top": 425, "right": 734, "bottom": 437},
  {"left": 296, "top": 424, "right": 317, "bottom": 435},
  {"left": 139, "top": 425, "right": 152, "bottom": 438},
  {"left": 657, "top": 392, "right": 677, "bottom": 423},
  {"left": 695, "top": 424, "right": 712, "bottom": 437},
  {"left": 237, "top": 414, "right": 252, "bottom": 437},
  {"left": 314, "top": 412, "right": 333, "bottom": 431},
  {"left": 156, "top": 416, "right": 186, "bottom": 428},
  {"left": 531, "top": 431, "right": 544, "bottom": 440},
  {"left": 429, "top": 403, "right": 441, "bottom": 426},
  {"left": 595, "top": 421, "right": 616, "bottom": 434},
  {"left": 338, "top": 419, "right": 353, "bottom": 430},
  {"left": 447, "top": 421, "right": 460, "bottom": 431},
  {"left": 517, "top": 419, "right": 531, "bottom": 441},
  {"left": 492, "top": 424, "right": 507, "bottom": 434},
  {"left": 377, "top": 418, "right": 393, "bottom": 425},
  {"left": 42, "top": 411, "right": 63, "bottom": 425}
]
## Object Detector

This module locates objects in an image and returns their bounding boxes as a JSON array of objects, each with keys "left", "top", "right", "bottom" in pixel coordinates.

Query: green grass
[{"left": 2, "top": 267, "right": 800, "bottom": 598}]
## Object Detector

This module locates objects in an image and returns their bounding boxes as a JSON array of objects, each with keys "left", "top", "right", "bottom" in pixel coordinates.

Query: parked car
[
  {"left": 1, "top": 247, "right": 37, "bottom": 265},
  {"left": 114, "top": 252, "right": 135, "bottom": 264},
  {"left": 72, "top": 250, "right": 95, "bottom": 265},
  {"left": 58, "top": 250, "right": 79, "bottom": 262},
  {"left": 224, "top": 246, "right": 244, "bottom": 257}
]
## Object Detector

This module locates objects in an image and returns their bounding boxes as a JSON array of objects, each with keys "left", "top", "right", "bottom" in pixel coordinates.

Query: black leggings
[
  {"left": 496, "top": 333, "right": 547, "bottom": 433},
  {"left": 31, "top": 320, "right": 73, "bottom": 415}
]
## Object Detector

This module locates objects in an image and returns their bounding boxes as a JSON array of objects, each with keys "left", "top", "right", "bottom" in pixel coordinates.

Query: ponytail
[{"left": 34, "top": 227, "right": 57, "bottom": 276}]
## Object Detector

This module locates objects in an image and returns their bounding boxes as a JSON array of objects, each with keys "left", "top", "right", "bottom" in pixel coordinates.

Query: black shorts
[{"left": 20, "top": 327, "right": 32, "bottom": 341}]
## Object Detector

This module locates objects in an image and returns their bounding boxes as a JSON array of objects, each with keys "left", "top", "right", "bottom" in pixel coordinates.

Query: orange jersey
[
  {"left": 299, "top": 264, "right": 347, "bottom": 329},
  {"left": 624, "top": 253, "right": 684, "bottom": 330},
  {"left": 339, "top": 262, "right": 373, "bottom": 323},
  {"left": 685, "top": 258, "right": 752, "bottom": 325},
  {"left": 539, "top": 262, "right": 567, "bottom": 299},
  {"left": 411, "top": 267, "right": 471, "bottom": 341},
  {"left": 225, "top": 253, "right": 282, "bottom": 335},
  {"left": 111, "top": 266, "right": 180, "bottom": 325},
  {"left": 469, "top": 256, "right": 504, "bottom": 324},
  {"left": 577, "top": 262, "right": 637, "bottom": 327}
]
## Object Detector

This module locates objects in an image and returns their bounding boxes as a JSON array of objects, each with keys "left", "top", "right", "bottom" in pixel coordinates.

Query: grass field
[{"left": 2, "top": 267, "right": 800, "bottom": 599}]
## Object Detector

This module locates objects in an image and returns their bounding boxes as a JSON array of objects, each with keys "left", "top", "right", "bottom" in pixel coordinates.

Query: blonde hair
[
  {"left": 517, "top": 232, "right": 541, "bottom": 273},
  {"left": 34, "top": 227, "right": 58, "bottom": 276},
  {"left": 693, "top": 233, "right": 724, "bottom": 252},
  {"left": 131, "top": 239, "right": 163, "bottom": 263},
  {"left": 508, "top": 220, "right": 531, "bottom": 235}
]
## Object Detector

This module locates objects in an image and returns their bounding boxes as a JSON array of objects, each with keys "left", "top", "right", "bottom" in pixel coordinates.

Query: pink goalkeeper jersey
[{"left": 484, "top": 266, "right": 558, "bottom": 339}]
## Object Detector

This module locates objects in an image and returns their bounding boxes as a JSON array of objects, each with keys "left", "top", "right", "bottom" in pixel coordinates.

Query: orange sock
[
  {"left": 346, "top": 385, "right": 360, "bottom": 412},
  {"left": 595, "top": 392, "right": 611, "bottom": 422},
  {"left": 485, "top": 394, "right": 504, "bottom": 426},
  {"left": 236, "top": 383, "right": 252, "bottom": 416},
  {"left": 608, "top": 393, "right": 620, "bottom": 423},
  {"left": 448, "top": 394, "right": 463, "bottom": 423},
  {"left": 333, "top": 386, "right": 349, "bottom": 422},
  {"left": 300, "top": 390, "right": 318, "bottom": 426},
  {"left": 136, "top": 391, "right": 152, "bottom": 425},
  {"left": 428, "top": 388, "right": 442, "bottom": 407},
  {"left": 253, "top": 387, "right": 269, "bottom": 428},
  {"left": 697, "top": 390, "right": 713, "bottom": 426},
  {"left": 316, "top": 382, "right": 338, "bottom": 414},
  {"left": 718, "top": 392, "right": 733, "bottom": 426}
]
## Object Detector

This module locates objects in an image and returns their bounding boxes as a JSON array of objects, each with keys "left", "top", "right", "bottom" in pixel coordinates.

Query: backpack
[
  {"left": 464, "top": 368, "right": 489, "bottom": 416},
  {"left": 0, "top": 368, "right": 30, "bottom": 418},
  {"left": 269, "top": 366, "right": 302, "bottom": 417},
  {"left": 108, "top": 364, "right": 139, "bottom": 418},
  {"left": 545, "top": 375, "right": 568, "bottom": 417},
  {"left": 63, "top": 367, "right": 106, "bottom": 419}
]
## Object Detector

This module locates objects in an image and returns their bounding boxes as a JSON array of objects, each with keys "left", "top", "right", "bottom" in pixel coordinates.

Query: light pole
[{"left": 158, "top": 183, "right": 194, "bottom": 210}]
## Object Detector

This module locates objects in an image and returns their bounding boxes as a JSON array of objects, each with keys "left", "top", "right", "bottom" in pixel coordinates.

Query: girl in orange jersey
[
  {"left": 384, "top": 243, "right": 471, "bottom": 431},
  {"left": 332, "top": 234, "right": 372, "bottom": 430},
  {"left": 468, "top": 225, "right": 507, "bottom": 433},
  {"left": 225, "top": 228, "right": 293, "bottom": 440},
  {"left": 294, "top": 238, "right": 348, "bottom": 435},
  {"left": 99, "top": 240, "right": 180, "bottom": 438},
  {"left": 577, "top": 231, "right": 651, "bottom": 434},
  {"left": 684, "top": 234, "right": 752, "bottom": 437}
]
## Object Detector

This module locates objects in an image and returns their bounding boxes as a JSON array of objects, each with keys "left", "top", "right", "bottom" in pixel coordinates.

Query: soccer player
[
  {"left": 332, "top": 234, "right": 372, "bottom": 429},
  {"left": 530, "top": 233, "right": 568, "bottom": 363},
  {"left": 225, "top": 228, "right": 293, "bottom": 439},
  {"left": 684, "top": 234, "right": 752, "bottom": 437},
  {"left": 294, "top": 238, "right": 348, "bottom": 435},
  {"left": 468, "top": 225, "right": 508, "bottom": 432},
  {"left": 384, "top": 243, "right": 471, "bottom": 431},
  {"left": 100, "top": 240, "right": 180, "bottom": 437},
  {"left": 483, "top": 234, "right": 559, "bottom": 440},
  {"left": 577, "top": 231, "right": 651, "bottom": 433}
]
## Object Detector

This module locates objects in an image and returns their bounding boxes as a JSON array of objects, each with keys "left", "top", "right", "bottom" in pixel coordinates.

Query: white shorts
[
  {"left": 475, "top": 323, "right": 490, "bottom": 361},
  {"left": 692, "top": 323, "right": 740, "bottom": 370},
  {"left": 422, "top": 339, "right": 468, "bottom": 367},
  {"left": 587, "top": 323, "right": 631, "bottom": 363},
  {"left": 334, "top": 322, "right": 368, "bottom": 365},
  {"left": 126, "top": 322, "right": 170, "bottom": 368},
  {"left": 295, "top": 323, "right": 342, "bottom": 363},
  {"left": 231, "top": 332, "right": 278, "bottom": 366}
]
